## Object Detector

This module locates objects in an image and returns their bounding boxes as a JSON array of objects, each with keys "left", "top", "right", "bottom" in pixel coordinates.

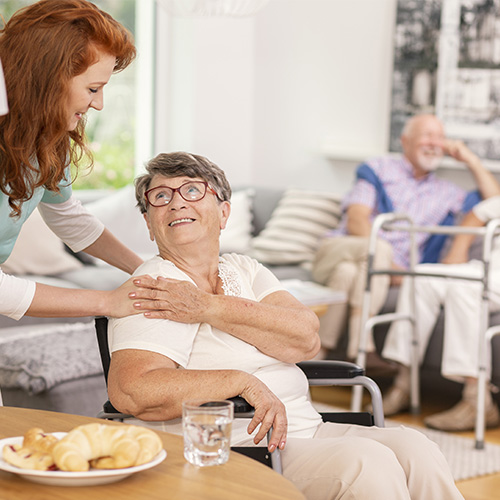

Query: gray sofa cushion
[
  {"left": 236, "top": 186, "right": 284, "bottom": 236},
  {"left": 265, "top": 264, "right": 313, "bottom": 282},
  {"left": 58, "top": 265, "right": 130, "bottom": 290},
  {"left": 1, "top": 375, "right": 107, "bottom": 417},
  {"left": 0, "top": 322, "right": 102, "bottom": 394},
  {"left": 249, "top": 189, "right": 342, "bottom": 266}
]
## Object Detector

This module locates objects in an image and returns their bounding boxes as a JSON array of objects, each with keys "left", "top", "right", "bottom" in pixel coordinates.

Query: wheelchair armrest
[
  {"left": 98, "top": 400, "right": 133, "bottom": 420},
  {"left": 103, "top": 397, "right": 253, "bottom": 418},
  {"left": 297, "top": 360, "right": 365, "bottom": 379},
  {"left": 103, "top": 400, "right": 120, "bottom": 413}
]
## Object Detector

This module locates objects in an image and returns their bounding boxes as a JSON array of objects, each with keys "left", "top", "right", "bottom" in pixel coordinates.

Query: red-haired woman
[{"left": 0, "top": 0, "right": 162, "bottom": 323}]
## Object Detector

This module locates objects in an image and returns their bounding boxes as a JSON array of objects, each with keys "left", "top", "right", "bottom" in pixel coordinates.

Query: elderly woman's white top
[{"left": 109, "top": 252, "right": 323, "bottom": 444}]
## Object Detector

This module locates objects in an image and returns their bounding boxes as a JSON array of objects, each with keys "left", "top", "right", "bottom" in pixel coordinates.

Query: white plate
[{"left": 0, "top": 432, "right": 167, "bottom": 486}]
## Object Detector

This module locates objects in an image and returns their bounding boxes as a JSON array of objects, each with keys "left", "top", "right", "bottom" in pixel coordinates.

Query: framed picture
[{"left": 390, "top": 0, "right": 500, "bottom": 163}]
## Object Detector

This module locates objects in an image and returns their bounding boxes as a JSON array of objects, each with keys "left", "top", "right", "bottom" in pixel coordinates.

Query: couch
[{"left": 1, "top": 184, "right": 499, "bottom": 416}]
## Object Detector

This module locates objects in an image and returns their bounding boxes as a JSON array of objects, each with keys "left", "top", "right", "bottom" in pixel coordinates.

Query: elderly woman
[{"left": 107, "top": 152, "right": 464, "bottom": 500}]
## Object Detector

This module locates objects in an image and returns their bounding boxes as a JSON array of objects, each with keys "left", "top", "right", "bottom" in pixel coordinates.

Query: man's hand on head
[{"left": 443, "top": 139, "right": 479, "bottom": 167}]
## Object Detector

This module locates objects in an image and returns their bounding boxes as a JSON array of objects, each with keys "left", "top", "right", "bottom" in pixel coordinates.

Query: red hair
[{"left": 0, "top": 0, "right": 136, "bottom": 216}]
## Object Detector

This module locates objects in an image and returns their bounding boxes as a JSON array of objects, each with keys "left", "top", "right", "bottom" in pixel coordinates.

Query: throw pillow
[
  {"left": 84, "top": 185, "right": 157, "bottom": 261},
  {"left": 249, "top": 189, "right": 342, "bottom": 266},
  {"left": 1, "top": 209, "right": 83, "bottom": 276},
  {"left": 220, "top": 188, "right": 254, "bottom": 254}
]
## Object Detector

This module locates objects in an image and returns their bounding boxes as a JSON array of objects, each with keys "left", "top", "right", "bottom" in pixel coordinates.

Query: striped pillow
[{"left": 249, "top": 189, "right": 342, "bottom": 266}]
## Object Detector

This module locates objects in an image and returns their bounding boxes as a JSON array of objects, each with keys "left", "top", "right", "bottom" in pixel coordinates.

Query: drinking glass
[{"left": 182, "top": 400, "right": 234, "bottom": 467}]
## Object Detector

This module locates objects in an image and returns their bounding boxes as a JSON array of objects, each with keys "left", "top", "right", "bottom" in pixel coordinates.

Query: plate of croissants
[{"left": 0, "top": 423, "right": 167, "bottom": 486}]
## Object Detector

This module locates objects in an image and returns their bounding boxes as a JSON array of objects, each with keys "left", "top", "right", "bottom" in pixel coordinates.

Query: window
[{"left": 74, "top": 0, "right": 137, "bottom": 190}]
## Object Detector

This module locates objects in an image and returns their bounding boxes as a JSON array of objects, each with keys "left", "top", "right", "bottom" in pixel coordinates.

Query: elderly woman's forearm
[{"left": 200, "top": 295, "right": 321, "bottom": 363}]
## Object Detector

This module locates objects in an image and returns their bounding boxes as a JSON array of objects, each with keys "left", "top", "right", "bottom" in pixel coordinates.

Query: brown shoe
[
  {"left": 382, "top": 385, "right": 410, "bottom": 416},
  {"left": 424, "top": 399, "right": 500, "bottom": 432}
]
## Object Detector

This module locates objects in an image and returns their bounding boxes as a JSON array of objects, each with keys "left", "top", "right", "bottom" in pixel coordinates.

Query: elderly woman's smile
[
  {"left": 141, "top": 174, "right": 231, "bottom": 258},
  {"left": 169, "top": 217, "right": 196, "bottom": 227}
]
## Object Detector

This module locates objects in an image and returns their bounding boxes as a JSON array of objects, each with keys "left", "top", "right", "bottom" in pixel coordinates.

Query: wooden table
[{"left": 0, "top": 407, "right": 304, "bottom": 500}]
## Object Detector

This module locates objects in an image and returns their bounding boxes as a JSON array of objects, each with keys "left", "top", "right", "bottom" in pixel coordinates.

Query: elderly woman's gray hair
[{"left": 135, "top": 152, "right": 232, "bottom": 213}]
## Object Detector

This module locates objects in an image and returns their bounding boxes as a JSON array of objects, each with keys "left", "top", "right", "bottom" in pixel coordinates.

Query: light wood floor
[{"left": 310, "top": 385, "right": 500, "bottom": 500}]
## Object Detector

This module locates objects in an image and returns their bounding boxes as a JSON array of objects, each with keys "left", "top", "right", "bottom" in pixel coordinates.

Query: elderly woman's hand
[
  {"left": 240, "top": 375, "right": 288, "bottom": 453},
  {"left": 128, "top": 275, "right": 210, "bottom": 323}
]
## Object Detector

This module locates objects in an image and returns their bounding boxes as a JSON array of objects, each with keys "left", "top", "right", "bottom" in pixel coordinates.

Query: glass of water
[{"left": 182, "top": 400, "right": 234, "bottom": 467}]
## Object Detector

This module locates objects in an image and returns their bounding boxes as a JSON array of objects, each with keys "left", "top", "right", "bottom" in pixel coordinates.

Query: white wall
[
  {"left": 155, "top": 0, "right": 400, "bottom": 193},
  {"left": 157, "top": 13, "right": 257, "bottom": 188},
  {"left": 159, "top": 0, "right": 487, "bottom": 197}
]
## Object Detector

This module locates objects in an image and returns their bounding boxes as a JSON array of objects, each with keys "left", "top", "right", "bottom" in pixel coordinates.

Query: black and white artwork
[{"left": 390, "top": 0, "right": 500, "bottom": 161}]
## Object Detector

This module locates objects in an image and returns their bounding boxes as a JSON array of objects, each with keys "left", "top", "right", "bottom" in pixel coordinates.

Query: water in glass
[{"left": 183, "top": 413, "right": 232, "bottom": 466}]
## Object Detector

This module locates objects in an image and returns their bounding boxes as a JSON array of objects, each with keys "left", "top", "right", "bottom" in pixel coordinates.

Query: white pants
[{"left": 382, "top": 261, "right": 500, "bottom": 381}]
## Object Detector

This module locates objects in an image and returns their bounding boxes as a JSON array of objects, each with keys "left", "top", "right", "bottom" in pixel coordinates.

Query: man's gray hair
[{"left": 401, "top": 113, "right": 445, "bottom": 138}]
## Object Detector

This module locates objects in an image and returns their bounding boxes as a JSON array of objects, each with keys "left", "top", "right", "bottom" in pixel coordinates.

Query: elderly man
[{"left": 312, "top": 114, "right": 498, "bottom": 373}]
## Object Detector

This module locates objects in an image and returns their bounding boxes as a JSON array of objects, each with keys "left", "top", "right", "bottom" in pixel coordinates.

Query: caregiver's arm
[
  {"left": 108, "top": 349, "right": 288, "bottom": 452},
  {"left": 82, "top": 227, "right": 143, "bottom": 274},
  {"left": 39, "top": 198, "right": 143, "bottom": 275},
  {"left": 25, "top": 277, "right": 147, "bottom": 318}
]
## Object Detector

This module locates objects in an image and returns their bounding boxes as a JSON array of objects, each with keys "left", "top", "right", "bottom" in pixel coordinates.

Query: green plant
[{"left": 71, "top": 133, "right": 135, "bottom": 190}]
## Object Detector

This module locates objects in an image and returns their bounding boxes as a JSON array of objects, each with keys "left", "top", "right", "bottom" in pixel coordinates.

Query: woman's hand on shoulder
[
  {"left": 104, "top": 276, "right": 154, "bottom": 318},
  {"left": 100, "top": 275, "right": 165, "bottom": 319}
]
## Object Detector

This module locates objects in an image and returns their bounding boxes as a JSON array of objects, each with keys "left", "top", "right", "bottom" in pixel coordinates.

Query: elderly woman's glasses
[{"left": 145, "top": 181, "right": 218, "bottom": 207}]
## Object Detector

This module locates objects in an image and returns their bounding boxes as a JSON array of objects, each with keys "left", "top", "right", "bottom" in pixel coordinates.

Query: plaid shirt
[{"left": 328, "top": 155, "right": 466, "bottom": 268}]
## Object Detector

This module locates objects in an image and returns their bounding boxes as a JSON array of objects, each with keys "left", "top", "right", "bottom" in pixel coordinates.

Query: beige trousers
[
  {"left": 279, "top": 422, "right": 463, "bottom": 500},
  {"left": 312, "top": 236, "right": 393, "bottom": 358}
]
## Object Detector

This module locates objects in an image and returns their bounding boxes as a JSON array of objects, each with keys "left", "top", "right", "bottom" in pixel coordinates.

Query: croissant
[
  {"left": 2, "top": 443, "right": 55, "bottom": 471},
  {"left": 52, "top": 423, "right": 163, "bottom": 472},
  {"left": 23, "top": 427, "right": 59, "bottom": 454},
  {"left": 2, "top": 427, "right": 59, "bottom": 471}
]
